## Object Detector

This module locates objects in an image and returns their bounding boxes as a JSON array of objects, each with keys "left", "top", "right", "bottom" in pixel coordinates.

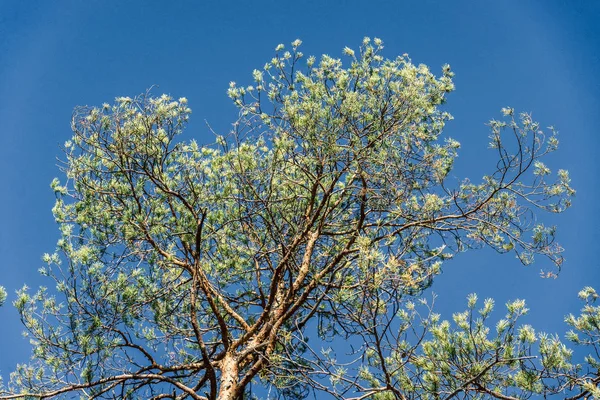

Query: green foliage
[
  {"left": 0, "top": 286, "right": 6, "bottom": 307},
  {"left": 0, "top": 38, "right": 586, "bottom": 400}
]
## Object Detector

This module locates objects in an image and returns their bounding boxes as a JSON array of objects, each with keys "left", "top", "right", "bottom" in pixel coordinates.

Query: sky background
[{"left": 0, "top": 0, "right": 599, "bottom": 392}]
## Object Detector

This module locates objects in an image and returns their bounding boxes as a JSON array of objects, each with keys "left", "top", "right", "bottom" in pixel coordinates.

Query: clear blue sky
[{"left": 1, "top": 0, "right": 599, "bottom": 387}]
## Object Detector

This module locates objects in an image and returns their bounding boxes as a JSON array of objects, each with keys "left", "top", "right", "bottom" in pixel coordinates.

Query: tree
[{"left": 3, "top": 38, "right": 597, "bottom": 400}]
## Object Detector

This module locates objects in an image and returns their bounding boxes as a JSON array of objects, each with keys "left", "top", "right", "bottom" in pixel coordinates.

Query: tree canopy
[{"left": 2, "top": 38, "right": 596, "bottom": 400}]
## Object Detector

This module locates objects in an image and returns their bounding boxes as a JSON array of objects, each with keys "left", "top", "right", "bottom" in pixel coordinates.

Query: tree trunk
[{"left": 218, "top": 354, "right": 239, "bottom": 400}]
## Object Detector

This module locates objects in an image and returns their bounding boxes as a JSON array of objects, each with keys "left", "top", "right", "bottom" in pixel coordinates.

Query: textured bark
[{"left": 218, "top": 355, "right": 239, "bottom": 400}]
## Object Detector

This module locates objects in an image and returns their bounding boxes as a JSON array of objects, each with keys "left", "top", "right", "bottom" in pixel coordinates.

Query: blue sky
[{"left": 0, "top": 0, "right": 599, "bottom": 389}]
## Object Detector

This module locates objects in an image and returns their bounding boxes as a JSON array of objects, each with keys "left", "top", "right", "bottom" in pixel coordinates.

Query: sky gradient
[{"left": 1, "top": 0, "right": 599, "bottom": 390}]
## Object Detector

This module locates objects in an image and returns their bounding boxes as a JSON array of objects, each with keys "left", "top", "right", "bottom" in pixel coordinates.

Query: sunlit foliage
[{"left": 1, "top": 39, "right": 590, "bottom": 400}]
